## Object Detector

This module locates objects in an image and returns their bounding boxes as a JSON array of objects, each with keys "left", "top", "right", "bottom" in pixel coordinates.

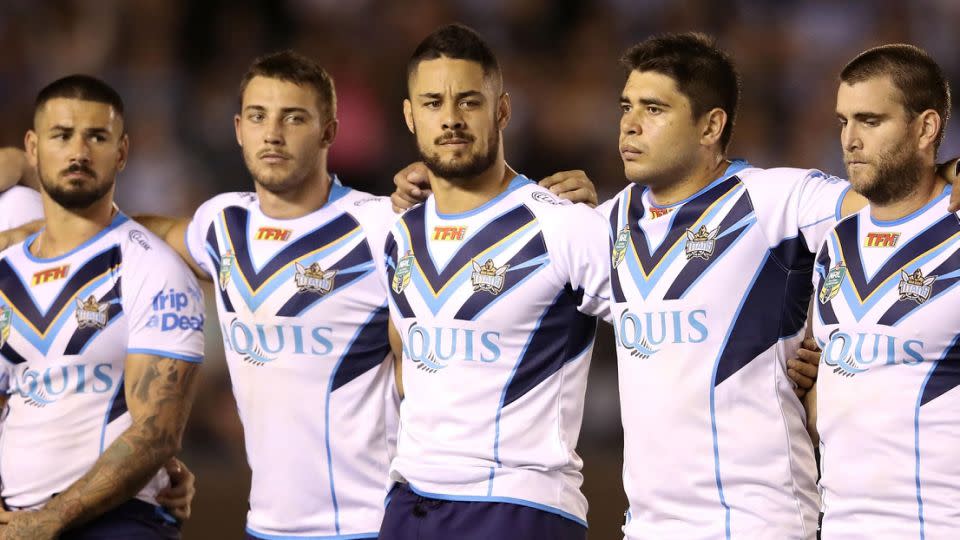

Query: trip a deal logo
[{"left": 145, "top": 287, "right": 204, "bottom": 332}]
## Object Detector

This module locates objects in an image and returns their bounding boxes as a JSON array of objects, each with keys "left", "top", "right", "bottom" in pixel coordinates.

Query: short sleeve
[
  {"left": 0, "top": 187, "right": 44, "bottom": 230},
  {"left": 123, "top": 237, "right": 205, "bottom": 363},
  {"left": 547, "top": 205, "right": 612, "bottom": 323},
  {"left": 796, "top": 170, "right": 852, "bottom": 252}
]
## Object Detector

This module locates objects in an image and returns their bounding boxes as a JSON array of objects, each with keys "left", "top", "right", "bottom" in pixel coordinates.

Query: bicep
[
  {"left": 124, "top": 353, "right": 201, "bottom": 436},
  {"left": 166, "top": 218, "right": 209, "bottom": 281},
  {"left": 388, "top": 319, "right": 404, "bottom": 399}
]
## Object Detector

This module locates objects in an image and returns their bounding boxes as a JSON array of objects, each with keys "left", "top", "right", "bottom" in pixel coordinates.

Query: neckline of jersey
[
  {"left": 432, "top": 174, "right": 533, "bottom": 220},
  {"left": 252, "top": 174, "right": 350, "bottom": 222},
  {"left": 867, "top": 184, "right": 951, "bottom": 227},
  {"left": 646, "top": 158, "right": 750, "bottom": 210},
  {"left": 23, "top": 212, "right": 130, "bottom": 263}
]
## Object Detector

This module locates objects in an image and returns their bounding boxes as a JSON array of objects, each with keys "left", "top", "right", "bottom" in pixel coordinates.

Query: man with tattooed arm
[{"left": 0, "top": 75, "right": 203, "bottom": 539}]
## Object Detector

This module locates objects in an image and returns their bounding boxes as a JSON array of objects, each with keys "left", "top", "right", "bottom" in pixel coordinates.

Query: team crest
[
  {"left": 75, "top": 296, "right": 108, "bottom": 329},
  {"left": 684, "top": 225, "right": 719, "bottom": 260},
  {"left": 471, "top": 259, "right": 509, "bottom": 295},
  {"left": 0, "top": 305, "right": 11, "bottom": 348},
  {"left": 819, "top": 264, "right": 847, "bottom": 304},
  {"left": 898, "top": 268, "right": 937, "bottom": 304},
  {"left": 392, "top": 251, "right": 414, "bottom": 294},
  {"left": 612, "top": 226, "right": 630, "bottom": 269},
  {"left": 219, "top": 251, "right": 235, "bottom": 291},
  {"left": 294, "top": 262, "right": 336, "bottom": 294}
]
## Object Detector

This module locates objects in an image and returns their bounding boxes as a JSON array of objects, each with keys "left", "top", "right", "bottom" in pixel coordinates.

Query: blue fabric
[
  {"left": 379, "top": 484, "right": 585, "bottom": 540},
  {"left": 60, "top": 498, "right": 180, "bottom": 539}
]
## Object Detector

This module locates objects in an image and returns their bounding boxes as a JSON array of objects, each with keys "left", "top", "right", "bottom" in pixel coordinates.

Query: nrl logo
[
  {"left": 75, "top": 295, "right": 108, "bottom": 329},
  {"left": 471, "top": 259, "right": 508, "bottom": 295},
  {"left": 392, "top": 251, "right": 414, "bottom": 294},
  {"left": 819, "top": 264, "right": 847, "bottom": 304},
  {"left": 898, "top": 268, "right": 937, "bottom": 304},
  {"left": 294, "top": 262, "right": 336, "bottom": 295},
  {"left": 684, "top": 225, "right": 719, "bottom": 260},
  {"left": 0, "top": 305, "right": 11, "bottom": 348},
  {"left": 612, "top": 226, "right": 630, "bottom": 269},
  {"left": 219, "top": 251, "right": 235, "bottom": 291}
]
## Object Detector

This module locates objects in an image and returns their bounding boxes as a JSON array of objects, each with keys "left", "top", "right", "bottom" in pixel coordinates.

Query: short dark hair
[
  {"left": 620, "top": 33, "right": 740, "bottom": 151},
  {"left": 239, "top": 50, "right": 337, "bottom": 118},
  {"left": 841, "top": 44, "right": 951, "bottom": 151},
  {"left": 35, "top": 74, "right": 125, "bottom": 120},
  {"left": 406, "top": 23, "right": 502, "bottom": 92}
]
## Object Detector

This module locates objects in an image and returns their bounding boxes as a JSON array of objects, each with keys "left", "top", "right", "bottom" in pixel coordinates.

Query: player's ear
[
  {"left": 699, "top": 107, "right": 727, "bottom": 148},
  {"left": 234, "top": 113, "right": 244, "bottom": 147},
  {"left": 403, "top": 99, "right": 415, "bottom": 135},
  {"left": 320, "top": 118, "right": 338, "bottom": 149},
  {"left": 916, "top": 109, "right": 941, "bottom": 153},
  {"left": 24, "top": 130, "right": 38, "bottom": 169},
  {"left": 496, "top": 93, "right": 511, "bottom": 130},
  {"left": 117, "top": 133, "right": 129, "bottom": 172}
]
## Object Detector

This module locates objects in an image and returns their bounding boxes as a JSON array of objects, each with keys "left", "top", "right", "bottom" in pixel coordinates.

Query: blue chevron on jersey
[{"left": 0, "top": 246, "right": 120, "bottom": 355}]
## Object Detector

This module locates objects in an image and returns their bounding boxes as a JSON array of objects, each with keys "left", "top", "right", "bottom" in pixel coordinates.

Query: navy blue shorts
[
  {"left": 60, "top": 498, "right": 180, "bottom": 540},
  {"left": 379, "top": 483, "right": 586, "bottom": 540}
]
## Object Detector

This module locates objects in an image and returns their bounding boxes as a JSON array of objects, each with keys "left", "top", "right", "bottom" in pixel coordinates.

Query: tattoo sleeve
[{"left": 41, "top": 354, "right": 200, "bottom": 532}]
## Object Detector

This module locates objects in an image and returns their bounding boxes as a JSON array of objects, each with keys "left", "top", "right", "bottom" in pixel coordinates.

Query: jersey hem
[
  {"left": 245, "top": 526, "right": 378, "bottom": 540},
  {"left": 405, "top": 482, "right": 588, "bottom": 528},
  {"left": 127, "top": 348, "right": 202, "bottom": 363}
]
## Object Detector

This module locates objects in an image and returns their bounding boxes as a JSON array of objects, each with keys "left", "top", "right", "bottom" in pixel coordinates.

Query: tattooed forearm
[{"left": 40, "top": 356, "right": 200, "bottom": 533}]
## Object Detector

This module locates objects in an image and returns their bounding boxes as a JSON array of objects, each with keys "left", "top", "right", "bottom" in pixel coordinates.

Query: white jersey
[
  {"left": 0, "top": 187, "right": 43, "bottom": 230},
  {"left": 384, "top": 176, "right": 610, "bottom": 526},
  {"left": 184, "top": 178, "right": 398, "bottom": 539},
  {"left": 814, "top": 185, "right": 960, "bottom": 539},
  {"left": 0, "top": 214, "right": 204, "bottom": 509},
  {"left": 602, "top": 160, "right": 850, "bottom": 540}
]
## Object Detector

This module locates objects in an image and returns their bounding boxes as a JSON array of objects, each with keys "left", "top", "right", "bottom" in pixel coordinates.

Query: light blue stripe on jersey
[
  {"left": 490, "top": 288, "right": 564, "bottom": 493},
  {"left": 323, "top": 307, "right": 385, "bottom": 535},
  {"left": 622, "top": 184, "right": 744, "bottom": 300},
  {"left": 407, "top": 482, "right": 588, "bottom": 528},
  {"left": 227, "top": 227, "right": 363, "bottom": 312},
  {"left": 914, "top": 360, "right": 939, "bottom": 540},
  {"left": 470, "top": 255, "right": 550, "bottom": 322},
  {"left": 707, "top": 253, "right": 771, "bottom": 540},
  {"left": 407, "top": 226, "right": 537, "bottom": 316},
  {"left": 427, "top": 203, "right": 534, "bottom": 275},
  {"left": 678, "top": 216, "right": 757, "bottom": 300},
  {"left": 834, "top": 231, "right": 960, "bottom": 322},
  {"left": 99, "top": 378, "right": 126, "bottom": 453},
  {"left": 127, "top": 349, "right": 203, "bottom": 363},
  {"left": 11, "top": 272, "right": 114, "bottom": 355},
  {"left": 245, "top": 527, "right": 377, "bottom": 540}
]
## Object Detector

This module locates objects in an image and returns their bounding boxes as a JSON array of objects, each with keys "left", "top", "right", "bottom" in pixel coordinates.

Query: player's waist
[
  {"left": 391, "top": 459, "right": 587, "bottom": 523},
  {"left": 245, "top": 497, "right": 385, "bottom": 539}
]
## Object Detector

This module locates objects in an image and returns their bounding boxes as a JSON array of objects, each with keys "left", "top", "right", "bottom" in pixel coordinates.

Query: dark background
[{"left": 2, "top": 1, "right": 958, "bottom": 538}]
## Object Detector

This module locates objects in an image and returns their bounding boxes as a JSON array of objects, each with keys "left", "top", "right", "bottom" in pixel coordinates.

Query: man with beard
[
  {"left": 0, "top": 50, "right": 597, "bottom": 537},
  {"left": 391, "top": 33, "right": 960, "bottom": 539},
  {"left": 379, "top": 24, "right": 609, "bottom": 540},
  {"left": 811, "top": 44, "right": 960, "bottom": 539},
  {"left": 136, "top": 51, "right": 401, "bottom": 540},
  {"left": 0, "top": 75, "right": 204, "bottom": 539}
]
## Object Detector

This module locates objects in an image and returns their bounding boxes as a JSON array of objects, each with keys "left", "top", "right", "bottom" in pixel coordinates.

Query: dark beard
[
  {"left": 418, "top": 130, "right": 499, "bottom": 181},
  {"left": 38, "top": 161, "right": 112, "bottom": 209},
  {"left": 857, "top": 149, "right": 924, "bottom": 206}
]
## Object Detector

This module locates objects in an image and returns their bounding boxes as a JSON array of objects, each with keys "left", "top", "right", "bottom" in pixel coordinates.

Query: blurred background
[{"left": 2, "top": 0, "right": 959, "bottom": 537}]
